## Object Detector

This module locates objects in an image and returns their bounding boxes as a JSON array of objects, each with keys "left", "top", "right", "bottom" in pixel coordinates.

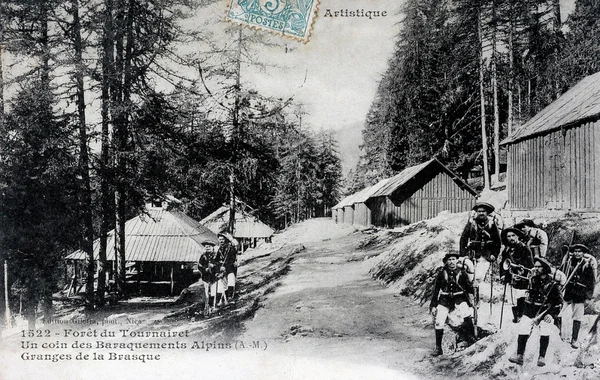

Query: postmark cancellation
[{"left": 225, "top": 0, "right": 319, "bottom": 42}]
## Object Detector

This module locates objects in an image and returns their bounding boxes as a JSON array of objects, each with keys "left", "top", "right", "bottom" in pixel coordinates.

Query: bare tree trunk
[
  {"left": 112, "top": 0, "right": 127, "bottom": 297},
  {"left": 478, "top": 4, "right": 490, "bottom": 190},
  {"left": 229, "top": 27, "right": 242, "bottom": 235},
  {"left": 507, "top": 3, "right": 514, "bottom": 135},
  {"left": 70, "top": 0, "right": 95, "bottom": 309},
  {"left": 97, "top": 0, "right": 114, "bottom": 305},
  {"left": 491, "top": 0, "right": 499, "bottom": 178}
]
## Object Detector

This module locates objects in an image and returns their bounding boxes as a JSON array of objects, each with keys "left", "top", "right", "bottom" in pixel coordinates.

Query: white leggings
[
  {"left": 517, "top": 315, "right": 555, "bottom": 336},
  {"left": 434, "top": 302, "right": 473, "bottom": 329}
]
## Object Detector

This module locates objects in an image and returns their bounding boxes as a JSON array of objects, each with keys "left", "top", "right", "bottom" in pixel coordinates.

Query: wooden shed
[
  {"left": 351, "top": 178, "right": 393, "bottom": 227},
  {"left": 501, "top": 72, "right": 600, "bottom": 211},
  {"left": 332, "top": 194, "right": 352, "bottom": 224},
  {"left": 367, "top": 159, "right": 476, "bottom": 228},
  {"left": 200, "top": 203, "right": 274, "bottom": 248},
  {"left": 66, "top": 206, "right": 218, "bottom": 296}
]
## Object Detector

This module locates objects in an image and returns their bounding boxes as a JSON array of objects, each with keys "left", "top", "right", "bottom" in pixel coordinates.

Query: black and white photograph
[{"left": 1, "top": 0, "right": 599, "bottom": 379}]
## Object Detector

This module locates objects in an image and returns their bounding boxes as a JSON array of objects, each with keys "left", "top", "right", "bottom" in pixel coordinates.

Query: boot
[
  {"left": 571, "top": 320, "right": 581, "bottom": 348},
  {"left": 226, "top": 286, "right": 235, "bottom": 301},
  {"left": 516, "top": 297, "right": 526, "bottom": 321},
  {"left": 512, "top": 306, "right": 521, "bottom": 323},
  {"left": 537, "top": 335, "right": 549, "bottom": 366},
  {"left": 462, "top": 317, "right": 477, "bottom": 345},
  {"left": 508, "top": 335, "right": 529, "bottom": 365},
  {"left": 432, "top": 329, "right": 444, "bottom": 356}
]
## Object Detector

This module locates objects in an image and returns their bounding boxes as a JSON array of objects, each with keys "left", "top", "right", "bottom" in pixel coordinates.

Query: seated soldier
[{"left": 508, "top": 258, "right": 562, "bottom": 367}]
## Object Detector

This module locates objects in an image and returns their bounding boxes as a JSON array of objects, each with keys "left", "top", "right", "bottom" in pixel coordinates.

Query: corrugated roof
[
  {"left": 502, "top": 71, "right": 600, "bottom": 145},
  {"left": 334, "top": 159, "right": 475, "bottom": 208},
  {"left": 200, "top": 205, "right": 274, "bottom": 239},
  {"left": 332, "top": 194, "right": 354, "bottom": 209},
  {"left": 65, "top": 208, "right": 218, "bottom": 262}
]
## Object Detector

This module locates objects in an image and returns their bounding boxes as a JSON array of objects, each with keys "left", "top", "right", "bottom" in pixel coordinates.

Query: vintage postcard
[{"left": 1, "top": 0, "right": 599, "bottom": 380}]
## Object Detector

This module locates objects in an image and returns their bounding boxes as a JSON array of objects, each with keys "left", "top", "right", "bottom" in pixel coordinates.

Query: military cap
[
  {"left": 443, "top": 251, "right": 460, "bottom": 263},
  {"left": 534, "top": 257, "right": 553, "bottom": 273},
  {"left": 201, "top": 240, "right": 216, "bottom": 246},
  {"left": 472, "top": 201, "right": 495, "bottom": 214},
  {"left": 570, "top": 244, "right": 590, "bottom": 253},
  {"left": 501, "top": 227, "right": 524, "bottom": 244}
]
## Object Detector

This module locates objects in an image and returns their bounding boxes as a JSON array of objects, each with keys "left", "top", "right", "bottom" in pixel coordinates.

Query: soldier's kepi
[{"left": 429, "top": 250, "right": 476, "bottom": 357}]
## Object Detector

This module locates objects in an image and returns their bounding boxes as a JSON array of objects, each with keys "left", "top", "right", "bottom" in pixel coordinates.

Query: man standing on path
[
  {"left": 216, "top": 233, "right": 239, "bottom": 303},
  {"left": 508, "top": 258, "right": 563, "bottom": 367},
  {"left": 499, "top": 227, "right": 534, "bottom": 323},
  {"left": 198, "top": 241, "right": 219, "bottom": 315},
  {"left": 430, "top": 251, "right": 476, "bottom": 357},
  {"left": 560, "top": 244, "right": 596, "bottom": 348},
  {"left": 515, "top": 219, "right": 548, "bottom": 258},
  {"left": 459, "top": 201, "right": 501, "bottom": 302}
]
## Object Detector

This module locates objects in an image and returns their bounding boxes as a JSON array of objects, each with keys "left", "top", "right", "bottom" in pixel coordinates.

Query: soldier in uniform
[
  {"left": 560, "top": 244, "right": 596, "bottom": 348},
  {"left": 499, "top": 227, "right": 534, "bottom": 323},
  {"left": 515, "top": 219, "right": 548, "bottom": 258},
  {"left": 198, "top": 241, "right": 219, "bottom": 314},
  {"left": 216, "top": 233, "right": 238, "bottom": 302},
  {"left": 459, "top": 201, "right": 501, "bottom": 301},
  {"left": 429, "top": 251, "right": 476, "bottom": 356},
  {"left": 508, "top": 258, "right": 562, "bottom": 367}
]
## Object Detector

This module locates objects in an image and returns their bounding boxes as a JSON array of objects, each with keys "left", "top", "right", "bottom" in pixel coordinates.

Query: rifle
[{"left": 499, "top": 282, "right": 508, "bottom": 329}]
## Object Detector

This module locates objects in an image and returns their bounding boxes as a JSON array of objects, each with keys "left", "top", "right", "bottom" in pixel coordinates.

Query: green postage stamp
[{"left": 226, "top": 0, "right": 319, "bottom": 42}]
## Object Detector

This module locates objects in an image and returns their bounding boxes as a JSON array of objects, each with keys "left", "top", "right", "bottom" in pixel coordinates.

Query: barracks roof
[
  {"left": 368, "top": 159, "right": 476, "bottom": 198},
  {"left": 65, "top": 207, "right": 218, "bottom": 262},
  {"left": 502, "top": 71, "right": 600, "bottom": 145},
  {"left": 200, "top": 205, "right": 274, "bottom": 239},
  {"left": 333, "top": 159, "right": 476, "bottom": 209}
]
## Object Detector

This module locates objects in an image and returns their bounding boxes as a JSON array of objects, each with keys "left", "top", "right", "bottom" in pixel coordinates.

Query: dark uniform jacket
[
  {"left": 198, "top": 252, "right": 218, "bottom": 283},
  {"left": 563, "top": 257, "right": 596, "bottom": 303},
  {"left": 430, "top": 267, "right": 474, "bottom": 310},
  {"left": 459, "top": 219, "right": 501, "bottom": 261},
  {"left": 523, "top": 274, "right": 562, "bottom": 319},
  {"left": 500, "top": 242, "right": 534, "bottom": 290},
  {"left": 216, "top": 244, "right": 238, "bottom": 275}
]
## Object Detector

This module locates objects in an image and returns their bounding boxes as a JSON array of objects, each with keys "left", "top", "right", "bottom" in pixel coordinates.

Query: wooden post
[
  {"left": 4, "top": 261, "right": 11, "bottom": 326},
  {"left": 170, "top": 264, "right": 174, "bottom": 296}
]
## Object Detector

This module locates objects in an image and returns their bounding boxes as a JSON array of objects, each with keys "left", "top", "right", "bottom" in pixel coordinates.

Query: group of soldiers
[
  {"left": 198, "top": 233, "right": 239, "bottom": 315},
  {"left": 430, "top": 201, "right": 598, "bottom": 367}
]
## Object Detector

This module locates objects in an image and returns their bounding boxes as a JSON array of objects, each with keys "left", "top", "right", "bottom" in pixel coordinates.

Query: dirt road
[{"left": 235, "top": 220, "right": 448, "bottom": 380}]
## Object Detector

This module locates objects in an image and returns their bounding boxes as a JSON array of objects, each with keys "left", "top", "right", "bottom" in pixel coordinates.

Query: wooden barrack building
[{"left": 501, "top": 71, "right": 600, "bottom": 212}]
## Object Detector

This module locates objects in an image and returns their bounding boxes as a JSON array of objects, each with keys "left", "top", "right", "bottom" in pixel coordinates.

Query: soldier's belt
[
  {"left": 525, "top": 300, "right": 543, "bottom": 306},
  {"left": 439, "top": 291, "right": 464, "bottom": 296}
]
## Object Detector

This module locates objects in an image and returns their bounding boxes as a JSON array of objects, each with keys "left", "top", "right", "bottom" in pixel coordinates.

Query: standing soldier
[
  {"left": 429, "top": 251, "right": 476, "bottom": 357},
  {"left": 459, "top": 201, "right": 501, "bottom": 302},
  {"left": 560, "top": 244, "right": 596, "bottom": 348},
  {"left": 216, "top": 233, "right": 238, "bottom": 302},
  {"left": 198, "top": 241, "right": 218, "bottom": 315},
  {"left": 508, "top": 258, "right": 562, "bottom": 367},
  {"left": 500, "top": 227, "right": 534, "bottom": 323},
  {"left": 515, "top": 219, "right": 548, "bottom": 258}
]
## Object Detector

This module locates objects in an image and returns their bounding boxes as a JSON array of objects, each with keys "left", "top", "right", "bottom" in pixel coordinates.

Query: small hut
[
  {"left": 367, "top": 159, "right": 476, "bottom": 228},
  {"left": 66, "top": 206, "right": 217, "bottom": 296},
  {"left": 502, "top": 71, "right": 600, "bottom": 212},
  {"left": 200, "top": 203, "right": 274, "bottom": 249}
]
